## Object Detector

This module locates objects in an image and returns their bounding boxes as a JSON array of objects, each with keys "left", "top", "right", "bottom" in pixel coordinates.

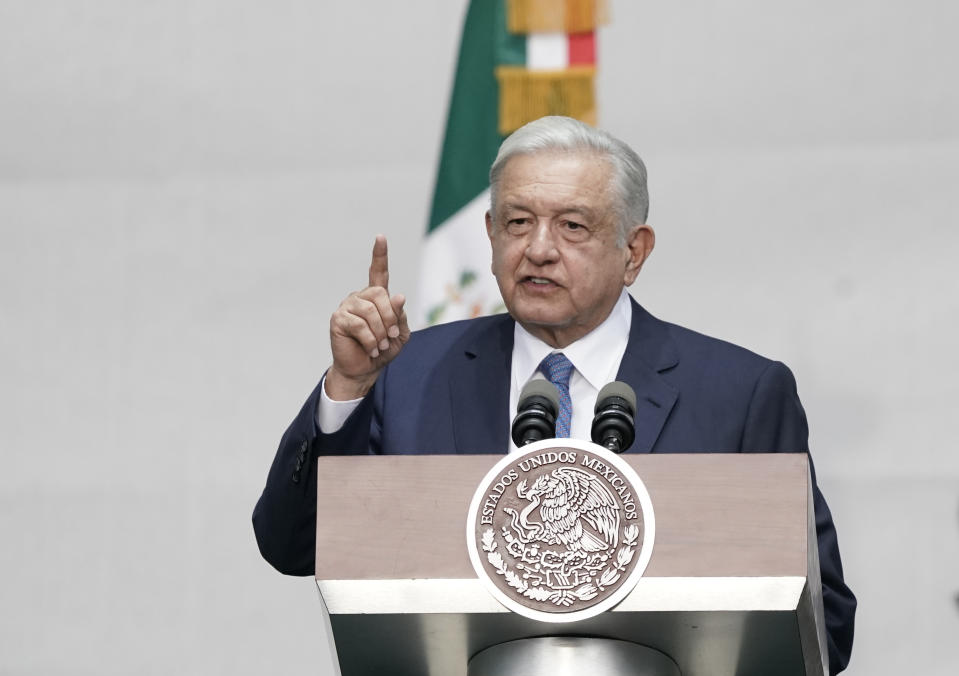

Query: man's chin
[
  {"left": 507, "top": 300, "right": 569, "bottom": 326},
  {"left": 511, "top": 311, "right": 573, "bottom": 336}
]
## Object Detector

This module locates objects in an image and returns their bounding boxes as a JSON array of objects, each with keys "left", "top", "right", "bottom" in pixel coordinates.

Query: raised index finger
[{"left": 368, "top": 234, "right": 390, "bottom": 290}]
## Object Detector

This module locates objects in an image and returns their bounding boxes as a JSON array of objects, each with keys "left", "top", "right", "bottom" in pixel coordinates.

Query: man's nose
[{"left": 525, "top": 221, "right": 559, "bottom": 264}]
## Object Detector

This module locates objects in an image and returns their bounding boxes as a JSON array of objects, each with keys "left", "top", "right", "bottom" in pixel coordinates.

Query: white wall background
[{"left": 1, "top": 1, "right": 957, "bottom": 674}]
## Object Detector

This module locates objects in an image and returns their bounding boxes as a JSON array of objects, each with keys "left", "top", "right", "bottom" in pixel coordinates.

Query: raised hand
[{"left": 325, "top": 235, "right": 411, "bottom": 400}]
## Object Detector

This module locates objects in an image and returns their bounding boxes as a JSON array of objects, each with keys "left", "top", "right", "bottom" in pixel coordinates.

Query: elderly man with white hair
[{"left": 254, "top": 116, "right": 856, "bottom": 674}]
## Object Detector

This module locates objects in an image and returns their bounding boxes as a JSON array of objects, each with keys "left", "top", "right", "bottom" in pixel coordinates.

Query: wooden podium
[{"left": 314, "top": 453, "right": 828, "bottom": 676}]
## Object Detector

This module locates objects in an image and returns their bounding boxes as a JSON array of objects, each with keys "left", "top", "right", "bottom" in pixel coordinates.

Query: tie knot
[{"left": 539, "top": 352, "right": 574, "bottom": 387}]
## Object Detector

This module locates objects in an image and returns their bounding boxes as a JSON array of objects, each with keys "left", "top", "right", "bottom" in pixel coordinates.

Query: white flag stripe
[
  {"left": 526, "top": 32, "right": 569, "bottom": 70},
  {"left": 413, "top": 190, "right": 503, "bottom": 329}
]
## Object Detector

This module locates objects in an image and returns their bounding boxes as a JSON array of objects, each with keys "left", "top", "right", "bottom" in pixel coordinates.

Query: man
[{"left": 253, "top": 116, "right": 856, "bottom": 672}]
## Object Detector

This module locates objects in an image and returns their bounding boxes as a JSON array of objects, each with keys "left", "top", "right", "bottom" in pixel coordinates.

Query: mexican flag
[{"left": 414, "top": 0, "right": 606, "bottom": 327}]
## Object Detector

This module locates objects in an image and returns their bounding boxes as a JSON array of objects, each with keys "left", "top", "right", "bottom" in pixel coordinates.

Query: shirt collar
[{"left": 512, "top": 288, "right": 633, "bottom": 390}]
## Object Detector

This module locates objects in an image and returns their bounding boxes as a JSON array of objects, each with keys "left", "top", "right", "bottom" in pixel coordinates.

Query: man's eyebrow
[{"left": 550, "top": 205, "right": 602, "bottom": 224}]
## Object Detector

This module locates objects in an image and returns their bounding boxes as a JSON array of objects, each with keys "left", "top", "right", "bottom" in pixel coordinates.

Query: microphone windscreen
[
  {"left": 594, "top": 381, "right": 637, "bottom": 414},
  {"left": 519, "top": 378, "right": 560, "bottom": 414}
]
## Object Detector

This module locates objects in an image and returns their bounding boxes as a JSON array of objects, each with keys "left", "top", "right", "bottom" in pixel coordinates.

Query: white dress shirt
[{"left": 318, "top": 289, "right": 634, "bottom": 452}]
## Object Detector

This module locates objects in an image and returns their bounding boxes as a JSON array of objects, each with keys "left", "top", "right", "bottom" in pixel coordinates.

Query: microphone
[
  {"left": 511, "top": 379, "right": 560, "bottom": 446},
  {"left": 591, "top": 381, "right": 637, "bottom": 453}
]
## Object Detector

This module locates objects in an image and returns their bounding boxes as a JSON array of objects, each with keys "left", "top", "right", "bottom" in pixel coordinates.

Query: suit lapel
[
  {"left": 445, "top": 301, "right": 676, "bottom": 454},
  {"left": 448, "top": 316, "right": 514, "bottom": 454},
  {"left": 616, "top": 299, "right": 679, "bottom": 453}
]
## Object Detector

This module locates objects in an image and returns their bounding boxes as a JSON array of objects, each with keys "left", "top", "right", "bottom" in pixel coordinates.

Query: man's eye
[
  {"left": 506, "top": 218, "right": 531, "bottom": 232},
  {"left": 561, "top": 221, "right": 590, "bottom": 240},
  {"left": 560, "top": 221, "right": 589, "bottom": 242}
]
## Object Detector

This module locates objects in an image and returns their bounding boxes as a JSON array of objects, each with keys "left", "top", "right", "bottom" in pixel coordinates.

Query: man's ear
[
  {"left": 623, "top": 224, "right": 655, "bottom": 286},
  {"left": 486, "top": 210, "right": 496, "bottom": 274}
]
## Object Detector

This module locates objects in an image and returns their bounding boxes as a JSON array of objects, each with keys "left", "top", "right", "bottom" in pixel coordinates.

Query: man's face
[{"left": 486, "top": 151, "right": 654, "bottom": 348}]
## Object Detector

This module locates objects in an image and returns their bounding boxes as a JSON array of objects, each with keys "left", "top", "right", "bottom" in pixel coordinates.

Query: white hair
[{"left": 489, "top": 116, "right": 649, "bottom": 244}]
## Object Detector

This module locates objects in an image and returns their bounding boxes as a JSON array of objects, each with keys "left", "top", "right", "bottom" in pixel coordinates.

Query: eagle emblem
[
  {"left": 506, "top": 467, "right": 620, "bottom": 553},
  {"left": 468, "top": 441, "right": 654, "bottom": 622}
]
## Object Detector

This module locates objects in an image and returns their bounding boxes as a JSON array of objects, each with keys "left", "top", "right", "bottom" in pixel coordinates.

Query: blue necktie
[{"left": 539, "top": 352, "right": 574, "bottom": 438}]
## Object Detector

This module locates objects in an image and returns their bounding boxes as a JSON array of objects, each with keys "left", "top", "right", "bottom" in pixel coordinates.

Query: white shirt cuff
[{"left": 316, "top": 374, "right": 364, "bottom": 434}]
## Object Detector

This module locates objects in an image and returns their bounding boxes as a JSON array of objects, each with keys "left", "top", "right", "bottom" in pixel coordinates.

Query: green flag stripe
[{"left": 427, "top": 0, "right": 526, "bottom": 232}]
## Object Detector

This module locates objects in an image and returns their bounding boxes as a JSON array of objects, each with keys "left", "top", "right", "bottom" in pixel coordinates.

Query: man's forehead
[{"left": 496, "top": 154, "right": 613, "bottom": 211}]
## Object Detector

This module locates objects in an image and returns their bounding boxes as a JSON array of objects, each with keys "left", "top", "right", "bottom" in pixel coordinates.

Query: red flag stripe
[{"left": 568, "top": 32, "right": 595, "bottom": 66}]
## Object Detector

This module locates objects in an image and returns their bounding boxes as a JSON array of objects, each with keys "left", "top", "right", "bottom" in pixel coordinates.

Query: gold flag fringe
[
  {"left": 507, "top": 0, "right": 609, "bottom": 34},
  {"left": 495, "top": 66, "right": 596, "bottom": 135}
]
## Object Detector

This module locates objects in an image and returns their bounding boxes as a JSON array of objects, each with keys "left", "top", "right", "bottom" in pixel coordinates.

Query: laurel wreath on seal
[{"left": 481, "top": 524, "right": 640, "bottom": 606}]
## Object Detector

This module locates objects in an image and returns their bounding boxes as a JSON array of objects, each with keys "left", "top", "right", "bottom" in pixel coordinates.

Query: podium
[{"left": 314, "top": 453, "right": 827, "bottom": 676}]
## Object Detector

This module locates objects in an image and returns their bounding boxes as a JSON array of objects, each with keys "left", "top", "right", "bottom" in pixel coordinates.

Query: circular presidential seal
[{"left": 466, "top": 439, "right": 655, "bottom": 623}]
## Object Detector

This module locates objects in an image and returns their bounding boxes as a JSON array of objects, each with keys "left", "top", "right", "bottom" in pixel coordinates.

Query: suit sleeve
[
  {"left": 741, "top": 362, "right": 857, "bottom": 675},
  {"left": 252, "top": 378, "right": 377, "bottom": 575}
]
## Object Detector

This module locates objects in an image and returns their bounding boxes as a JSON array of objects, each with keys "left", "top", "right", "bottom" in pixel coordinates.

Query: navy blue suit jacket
[{"left": 253, "top": 298, "right": 855, "bottom": 673}]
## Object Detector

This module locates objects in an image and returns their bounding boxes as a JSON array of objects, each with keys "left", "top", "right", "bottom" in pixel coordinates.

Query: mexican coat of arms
[{"left": 467, "top": 439, "right": 655, "bottom": 622}]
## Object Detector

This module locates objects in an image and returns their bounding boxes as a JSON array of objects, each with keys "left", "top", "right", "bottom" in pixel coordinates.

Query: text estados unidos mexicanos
[{"left": 479, "top": 451, "right": 639, "bottom": 524}]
